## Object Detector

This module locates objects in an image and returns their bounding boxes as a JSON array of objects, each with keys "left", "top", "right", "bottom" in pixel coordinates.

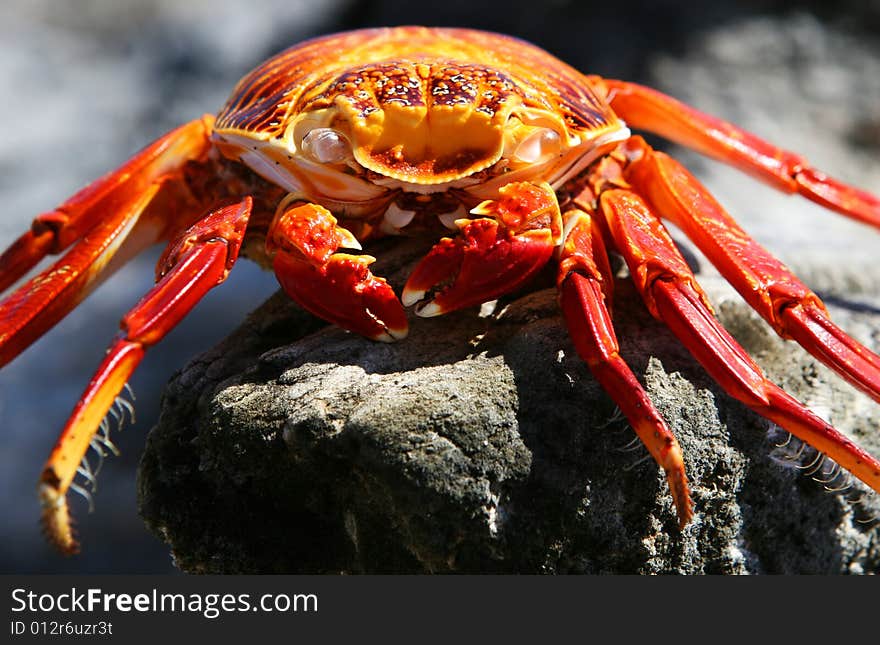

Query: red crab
[{"left": 1, "top": 26, "right": 878, "bottom": 555}]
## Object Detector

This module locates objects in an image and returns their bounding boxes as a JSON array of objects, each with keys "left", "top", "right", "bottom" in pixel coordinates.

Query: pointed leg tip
[
  {"left": 38, "top": 483, "right": 80, "bottom": 556},
  {"left": 665, "top": 463, "right": 694, "bottom": 530}
]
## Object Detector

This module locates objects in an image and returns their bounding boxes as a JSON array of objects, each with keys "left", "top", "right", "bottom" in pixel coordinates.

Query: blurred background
[{"left": 1, "top": 0, "right": 878, "bottom": 573}]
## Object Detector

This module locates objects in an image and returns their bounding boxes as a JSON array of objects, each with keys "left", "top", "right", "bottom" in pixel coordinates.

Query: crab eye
[
  {"left": 513, "top": 127, "right": 562, "bottom": 164},
  {"left": 300, "top": 128, "right": 351, "bottom": 164}
]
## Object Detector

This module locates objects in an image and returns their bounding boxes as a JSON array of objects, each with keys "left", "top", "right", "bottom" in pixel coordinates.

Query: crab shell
[{"left": 212, "top": 26, "right": 628, "bottom": 200}]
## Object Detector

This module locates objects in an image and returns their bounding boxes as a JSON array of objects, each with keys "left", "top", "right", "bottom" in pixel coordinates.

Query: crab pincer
[
  {"left": 269, "top": 202, "right": 408, "bottom": 342},
  {"left": 403, "top": 182, "right": 561, "bottom": 315}
]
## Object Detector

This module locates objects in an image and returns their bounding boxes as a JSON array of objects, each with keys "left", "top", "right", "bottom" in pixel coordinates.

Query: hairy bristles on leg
[
  {"left": 69, "top": 481, "right": 95, "bottom": 514},
  {"left": 598, "top": 405, "right": 627, "bottom": 428},
  {"left": 39, "top": 384, "right": 136, "bottom": 555},
  {"left": 107, "top": 405, "right": 122, "bottom": 432},
  {"left": 774, "top": 432, "right": 794, "bottom": 449},
  {"left": 88, "top": 438, "right": 107, "bottom": 478},
  {"left": 852, "top": 492, "right": 880, "bottom": 526},
  {"left": 64, "top": 388, "right": 135, "bottom": 527},
  {"left": 623, "top": 452, "right": 654, "bottom": 472},
  {"left": 800, "top": 453, "right": 827, "bottom": 477},
  {"left": 92, "top": 433, "right": 120, "bottom": 457},
  {"left": 824, "top": 473, "right": 853, "bottom": 493},
  {"left": 769, "top": 428, "right": 808, "bottom": 464},
  {"left": 616, "top": 435, "right": 645, "bottom": 452},
  {"left": 767, "top": 426, "right": 872, "bottom": 509},
  {"left": 75, "top": 457, "right": 97, "bottom": 491},
  {"left": 770, "top": 429, "right": 878, "bottom": 523},
  {"left": 117, "top": 384, "right": 137, "bottom": 424},
  {"left": 95, "top": 403, "right": 121, "bottom": 455},
  {"left": 813, "top": 462, "right": 840, "bottom": 485},
  {"left": 786, "top": 441, "right": 808, "bottom": 461}
]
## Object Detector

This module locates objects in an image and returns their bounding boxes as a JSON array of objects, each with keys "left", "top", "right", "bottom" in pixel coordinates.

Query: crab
[{"left": 2, "top": 26, "right": 879, "bottom": 555}]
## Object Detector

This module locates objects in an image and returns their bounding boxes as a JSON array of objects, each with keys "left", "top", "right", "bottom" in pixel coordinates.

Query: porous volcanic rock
[{"left": 139, "top": 239, "right": 880, "bottom": 573}]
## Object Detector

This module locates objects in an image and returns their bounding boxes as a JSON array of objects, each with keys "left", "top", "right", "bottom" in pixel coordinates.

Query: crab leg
[
  {"left": 402, "top": 181, "right": 561, "bottom": 315},
  {"left": 557, "top": 208, "right": 692, "bottom": 526},
  {"left": 40, "top": 198, "right": 252, "bottom": 554},
  {"left": 0, "top": 117, "right": 214, "bottom": 367},
  {"left": 269, "top": 201, "right": 408, "bottom": 341},
  {"left": 621, "top": 137, "right": 880, "bottom": 404},
  {"left": 597, "top": 78, "right": 880, "bottom": 229},
  {"left": 597, "top": 188, "right": 880, "bottom": 496}
]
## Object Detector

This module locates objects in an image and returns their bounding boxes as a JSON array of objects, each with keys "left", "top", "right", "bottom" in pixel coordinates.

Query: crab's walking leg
[
  {"left": 557, "top": 209, "right": 692, "bottom": 526},
  {"left": 403, "top": 181, "right": 560, "bottom": 315},
  {"left": 622, "top": 137, "right": 880, "bottom": 404},
  {"left": 598, "top": 188, "right": 880, "bottom": 495},
  {"left": 269, "top": 201, "right": 408, "bottom": 341},
  {"left": 0, "top": 117, "right": 214, "bottom": 367},
  {"left": 597, "top": 79, "right": 880, "bottom": 229},
  {"left": 40, "top": 198, "right": 252, "bottom": 554}
]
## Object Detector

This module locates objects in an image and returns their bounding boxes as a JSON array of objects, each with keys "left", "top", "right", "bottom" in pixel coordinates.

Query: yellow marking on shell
[{"left": 339, "top": 98, "right": 510, "bottom": 184}]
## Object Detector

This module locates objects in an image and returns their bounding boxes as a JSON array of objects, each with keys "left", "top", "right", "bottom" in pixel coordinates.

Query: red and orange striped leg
[
  {"left": 598, "top": 188, "right": 880, "bottom": 497},
  {"left": 596, "top": 78, "right": 880, "bottom": 229},
  {"left": 557, "top": 209, "right": 692, "bottom": 527},
  {"left": 623, "top": 137, "right": 880, "bottom": 404},
  {"left": 0, "top": 117, "right": 214, "bottom": 367},
  {"left": 40, "top": 198, "right": 252, "bottom": 554}
]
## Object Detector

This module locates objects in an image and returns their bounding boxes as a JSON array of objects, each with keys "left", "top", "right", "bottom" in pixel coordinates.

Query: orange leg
[
  {"left": 557, "top": 208, "right": 692, "bottom": 527},
  {"left": 596, "top": 78, "right": 880, "bottom": 229},
  {"left": 622, "top": 137, "right": 880, "bottom": 404},
  {"left": 597, "top": 188, "right": 880, "bottom": 497},
  {"left": 268, "top": 201, "right": 408, "bottom": 342},
  {"left": 40, "top": 198, "right": 252, "bottom": 554},
  {"left": 0, "top": 117, "right": 214, "bottom": 367}
]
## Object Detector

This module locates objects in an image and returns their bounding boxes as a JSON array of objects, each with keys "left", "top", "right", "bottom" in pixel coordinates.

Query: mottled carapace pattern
[{"left": 215, "top": 27, "right": 621, "bottom": 181}]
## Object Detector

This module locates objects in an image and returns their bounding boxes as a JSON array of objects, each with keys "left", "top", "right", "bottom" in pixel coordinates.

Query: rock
[{"left": 139, "top": 239, "right": 880, "bottom": 573}]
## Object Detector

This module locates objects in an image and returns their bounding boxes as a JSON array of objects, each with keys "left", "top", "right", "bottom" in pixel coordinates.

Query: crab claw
[
  {"left": 274, "top": 252, "right": 407, "bottom": 341},
  {"left": 270, "top": 202, "right": 407, "bottom": 341},
  {"left": 402, "top": 181, "right": 560, "bottom": 316}
]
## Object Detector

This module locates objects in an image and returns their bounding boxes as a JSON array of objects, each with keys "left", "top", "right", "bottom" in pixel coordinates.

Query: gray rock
[{"left": 139, "top": 238, "right": 880, "bottom": 573}]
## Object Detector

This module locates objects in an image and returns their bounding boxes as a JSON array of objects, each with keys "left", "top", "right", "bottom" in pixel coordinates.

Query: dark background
[{"left": 1, "top": 0, "right": 878, "bottom": 573}]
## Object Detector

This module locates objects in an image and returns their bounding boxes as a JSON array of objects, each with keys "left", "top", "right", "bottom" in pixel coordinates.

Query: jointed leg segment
[
  {"left": 40, "top": 198, "right": 253, "bottom": 554},
  {"left": 0, "top": 117, "right": 214, "bottom": 368},
  {"left": 557, "top": 209, "right": 692, "bottom": 526},
  {"left": 594, "top": 188, "right": 880, "bottom": 497},
  {"left": 598, "top": 78, "right": 880, "bottom": 229},
  {"left": 623, "top": 136, "right": 880, "bottom": 405}
]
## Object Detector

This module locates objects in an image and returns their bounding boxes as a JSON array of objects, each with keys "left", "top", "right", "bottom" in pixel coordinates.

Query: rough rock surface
[{"left": 139, "top": 240, "right": 880, "bottom": 574}]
